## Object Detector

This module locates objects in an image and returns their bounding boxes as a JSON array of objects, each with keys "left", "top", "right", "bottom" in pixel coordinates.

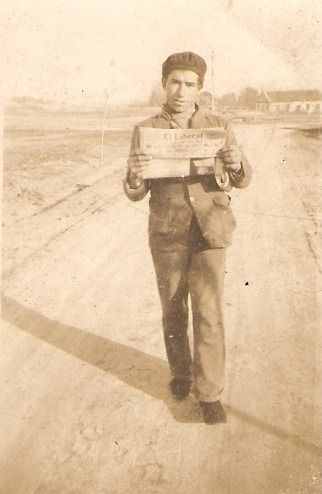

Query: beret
[{"left": 162, "top": 52, "right": 207, "bottom": 84}]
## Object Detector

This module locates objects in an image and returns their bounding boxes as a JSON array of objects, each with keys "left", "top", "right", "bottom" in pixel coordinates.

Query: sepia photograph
[{"left": 1, "top": 1, "right": 321, "bottom": 493}]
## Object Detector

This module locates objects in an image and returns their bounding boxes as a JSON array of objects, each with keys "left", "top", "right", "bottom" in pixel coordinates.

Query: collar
[{"left": 160, "top": 103, "right": 199, "bottom": 128}]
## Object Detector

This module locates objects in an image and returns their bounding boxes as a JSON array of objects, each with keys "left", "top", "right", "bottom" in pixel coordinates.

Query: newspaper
[{"left": 138, "top": 127, "right": 227, "bottom": 178}]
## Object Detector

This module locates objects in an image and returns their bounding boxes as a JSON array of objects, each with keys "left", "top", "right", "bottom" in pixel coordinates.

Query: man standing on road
[{"left": 123, "top": 52, "right": 252, "bottom": 424}]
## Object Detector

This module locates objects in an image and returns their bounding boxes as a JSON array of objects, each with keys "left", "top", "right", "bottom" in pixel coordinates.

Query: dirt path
[{"left": 1, "top": 125, "right": 321, "bottom": 493}]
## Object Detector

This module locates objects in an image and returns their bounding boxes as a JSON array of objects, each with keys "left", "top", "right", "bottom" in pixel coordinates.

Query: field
[{"left": 1, "top": 105, "right": 322, "bottom": 493}]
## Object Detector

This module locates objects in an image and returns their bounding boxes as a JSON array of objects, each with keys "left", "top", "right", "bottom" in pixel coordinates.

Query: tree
[
  {"left": 219, "top": 92, "right": 238, "bottom": 107},
  {"left": 199, "top": 91, "right": 213, "bottom": 109},
  {"left": 238, "top": 87, "right": 259, "bottom": 109}
]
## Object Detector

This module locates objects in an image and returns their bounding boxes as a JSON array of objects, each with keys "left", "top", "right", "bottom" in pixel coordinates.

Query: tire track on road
[{"left": 2, "top": 172, "right": 126, "bottom": 280}]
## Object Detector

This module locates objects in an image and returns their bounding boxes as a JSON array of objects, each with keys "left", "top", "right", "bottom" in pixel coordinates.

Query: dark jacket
[{"left": 124, "top": 107, "right": 252, "bottom": 250}]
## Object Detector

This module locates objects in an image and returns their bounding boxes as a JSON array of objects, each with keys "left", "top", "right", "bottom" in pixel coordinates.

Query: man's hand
[
  {"left": 127, "top": 149, "right": 152, "bottom": 188},
  {"left": 218, "top": 145, "right": 242, "bottom": 173}
]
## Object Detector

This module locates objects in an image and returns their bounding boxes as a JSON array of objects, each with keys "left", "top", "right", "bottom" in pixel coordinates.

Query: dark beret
[{"left": 162, "top": 52, "right": 207, "bottom": 84}]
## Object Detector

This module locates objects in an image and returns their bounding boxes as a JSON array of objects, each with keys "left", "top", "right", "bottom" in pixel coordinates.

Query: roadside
[{"left": 1, "top": 116, "right": 321, "bottom": 493}]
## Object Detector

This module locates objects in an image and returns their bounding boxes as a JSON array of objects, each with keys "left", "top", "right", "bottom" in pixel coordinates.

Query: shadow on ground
[
  {"left": 1, "top": 294, "right": 321, "bottom": 456},
  {"left": 1, "top": 294, "right": 202, "bottom": 424}
]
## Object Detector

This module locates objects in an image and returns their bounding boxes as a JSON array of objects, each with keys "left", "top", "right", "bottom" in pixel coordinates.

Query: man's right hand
[{"left": 127, "top": 149, "right": 152, "bottom": 188}]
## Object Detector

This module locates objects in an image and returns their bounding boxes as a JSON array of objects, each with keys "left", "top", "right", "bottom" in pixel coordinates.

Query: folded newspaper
[{"left": 138, "top": 127, "right": 227, "bottom": 179}]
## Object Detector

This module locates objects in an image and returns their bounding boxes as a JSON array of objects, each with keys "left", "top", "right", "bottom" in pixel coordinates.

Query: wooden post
[
  {"left": 211, "top": 51, "right": 215, "bottom": 113},
  {"left": 100, "top": 92, "right": 109, "bottom": 167}
]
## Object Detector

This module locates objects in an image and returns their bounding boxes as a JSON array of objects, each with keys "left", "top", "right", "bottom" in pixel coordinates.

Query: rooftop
[{"left": 257, "top": 90, "right": 322, "bottom": 103}]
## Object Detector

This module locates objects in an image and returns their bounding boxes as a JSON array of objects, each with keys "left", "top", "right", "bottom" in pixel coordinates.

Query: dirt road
[{"left": 1, "top": 122, "right": 321, "bottom": 493}]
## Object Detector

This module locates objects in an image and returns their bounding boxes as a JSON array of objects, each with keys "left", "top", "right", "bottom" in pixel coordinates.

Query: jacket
[{"left": 124, "top": 106, "right": 253, "bottom": 250}]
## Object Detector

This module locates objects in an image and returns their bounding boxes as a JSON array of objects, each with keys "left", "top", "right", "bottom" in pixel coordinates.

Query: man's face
[{"left": 163, "top": 69, "right": 201, "bottom": 113}]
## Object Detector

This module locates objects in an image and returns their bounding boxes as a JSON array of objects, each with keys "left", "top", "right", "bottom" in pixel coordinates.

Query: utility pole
[
  {"left": 100, "top": 91, "right": 109, "bottom": 167},
  {"left": 211, "top": 50, "right": 215, "bottom": 113}
]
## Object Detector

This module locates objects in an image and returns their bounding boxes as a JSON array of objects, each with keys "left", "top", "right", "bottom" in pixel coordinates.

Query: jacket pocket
[
  {"left": 212, "top": 193, "right": 236, "bottom": 234},
  {"left": 201, "top": 193, "right": 236, "bottom": 247},
  {"left": 212, "top": 191, "right": 231, "bottom": 208}
]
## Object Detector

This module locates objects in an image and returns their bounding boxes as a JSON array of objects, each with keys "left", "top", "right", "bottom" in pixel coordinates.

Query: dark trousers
[{"left": 150, "top": 216, "right": 226, "bottom": 402}]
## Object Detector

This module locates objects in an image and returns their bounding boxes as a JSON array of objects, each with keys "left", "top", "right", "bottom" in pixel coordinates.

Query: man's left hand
[{"left": 218, "top": 145, "right": 242, "bottom": 172}]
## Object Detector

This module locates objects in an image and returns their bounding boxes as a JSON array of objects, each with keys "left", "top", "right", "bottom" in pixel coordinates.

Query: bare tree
[{"left": 238, "top": 87, "right": 259, "bottom": 109}]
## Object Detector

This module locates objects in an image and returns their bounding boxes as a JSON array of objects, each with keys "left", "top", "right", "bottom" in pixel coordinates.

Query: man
[{"left": 124, "top": 52, "right": 252, "bottom": 424}]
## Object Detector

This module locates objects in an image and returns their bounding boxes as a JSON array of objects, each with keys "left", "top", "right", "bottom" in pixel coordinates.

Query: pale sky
[{"left": 2, "top": 0, "right": 322, "bottom": 105}]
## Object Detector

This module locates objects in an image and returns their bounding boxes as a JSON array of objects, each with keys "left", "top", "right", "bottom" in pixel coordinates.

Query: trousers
[{"left": 150, "top": 215, "right": 226, "bottom": 402}]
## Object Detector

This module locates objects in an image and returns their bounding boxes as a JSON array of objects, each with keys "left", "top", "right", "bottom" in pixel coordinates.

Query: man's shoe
[
  {"left": 170, "top": 378, "right": 192, "bottom": 400},
  {"left": 199, "top": 400, "right": 227, "bottom": 424}
]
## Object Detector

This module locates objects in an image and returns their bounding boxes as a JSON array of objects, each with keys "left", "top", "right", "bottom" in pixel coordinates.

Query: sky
[{"left": 2, "top": 0, "right": 322, "bottom": 105}]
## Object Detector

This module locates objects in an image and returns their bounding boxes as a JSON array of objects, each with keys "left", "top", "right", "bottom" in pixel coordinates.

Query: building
[{"left": 256, "top": 90, "right": 322, "bottom": 113}]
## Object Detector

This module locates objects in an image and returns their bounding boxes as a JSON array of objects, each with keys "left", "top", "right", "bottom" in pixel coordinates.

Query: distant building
[{"left": 256, "top": 90, "right": 322, "bottom": 113}]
